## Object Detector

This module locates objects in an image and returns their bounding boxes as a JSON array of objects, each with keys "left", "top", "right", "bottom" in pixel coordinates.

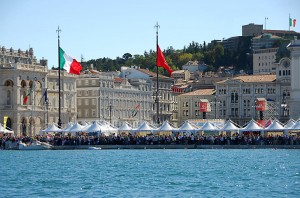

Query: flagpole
[
  {"left": 155, "top": 22, "right": 160, "bottom": 125},
  {"left": 289, "top": 14, "right": 290, "bottom": 31},
  {"left": 56, "top": 26, "right": 62, "bottom": 128}
]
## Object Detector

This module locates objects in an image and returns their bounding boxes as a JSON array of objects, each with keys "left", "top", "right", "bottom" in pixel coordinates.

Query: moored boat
[{"left": 18, "top": 140, "right": 52, "bottom": 150}]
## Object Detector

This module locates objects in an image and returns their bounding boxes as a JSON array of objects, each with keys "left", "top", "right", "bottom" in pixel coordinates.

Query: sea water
[{"left": 0, "top": 149, "right": 299, "bottom": 198}]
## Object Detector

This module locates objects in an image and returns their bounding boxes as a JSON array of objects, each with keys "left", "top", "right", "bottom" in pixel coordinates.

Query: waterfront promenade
[{"left": 52, "top": 144, "right": 300, "bottom": 150}]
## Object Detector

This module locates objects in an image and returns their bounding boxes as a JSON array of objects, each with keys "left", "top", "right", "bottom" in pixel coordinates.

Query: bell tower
[{"left": 287, "top": 37, "right": 300, "bottom": 119}]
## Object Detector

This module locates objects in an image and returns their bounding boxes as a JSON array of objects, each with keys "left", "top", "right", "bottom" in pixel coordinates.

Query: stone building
[
  {"left": 76, "top": 70, "right": 152, "bottom": 128},
  {"left": 287, "top": 38, "right": 300, "bottom": 120},
  {"left": 0, "top": 46, "right": 77, "bottom": 135},
  {"left": 177, "top": 89, "right": 215, "bottom": 125},
  {"left": 253, "top": 48, "right": 278, "bottom": 74}
]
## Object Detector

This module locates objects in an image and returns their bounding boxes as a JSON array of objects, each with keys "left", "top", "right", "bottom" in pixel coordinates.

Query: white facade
[
  {"left": 77, "top": 72, "right": 152, "bottom": 128},
  {"left": 253, "top": 48, "right": 277, "bottom": 74},
  {"left": 0, "top": 46, "right": 77, "bottom": 136},
  {"left": 287, "top": 39, "right": 300, "bottom": 119}
]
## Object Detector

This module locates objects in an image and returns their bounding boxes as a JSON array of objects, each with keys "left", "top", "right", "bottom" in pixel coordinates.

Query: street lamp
[
  {"left": 214, "top": 95, "right": 217, "bottom": 119},
  {"left": 108, "top": 102, "right": 113, "bottom": 124}
]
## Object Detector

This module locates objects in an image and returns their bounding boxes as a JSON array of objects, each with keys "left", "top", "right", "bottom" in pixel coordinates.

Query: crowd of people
[{"left": 1, "top": 132, "right": 300, "bottom": 149}]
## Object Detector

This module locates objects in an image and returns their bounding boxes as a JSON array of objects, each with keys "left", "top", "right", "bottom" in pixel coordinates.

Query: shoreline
[{"left": 51, "top": 144, "right": 300, "bottom": 150}]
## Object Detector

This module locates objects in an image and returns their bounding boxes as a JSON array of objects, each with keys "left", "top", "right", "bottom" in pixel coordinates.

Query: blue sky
[{"left": 1, "top": 0, "right": 299, "bottom": 68}]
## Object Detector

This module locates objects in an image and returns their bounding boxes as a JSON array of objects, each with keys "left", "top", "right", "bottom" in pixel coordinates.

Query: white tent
[
  {"left": 68, "top": 123, "right": 84, "bottom": 133},
  {"left": 241, "top": 119, "right": 263, "bottom": 132},
  {"left": 200, "top": 122, "right": 219, "bottom": 131},
  {"left": 41, "top": 123, "right": 62, "bottom": 133},
  {"left": 0, "top": 123, "right": 14, "bottom": 134},
  {"left": 177, "top": 121, "right": 198, "bottom": 134},
  {"left": 83, "top": 122, "right": 102, "bottom": 134},
  {"left": 220, "top": 120, "right": 240, "bottom": 132},
  {"left": 154, "top": 121, "right": 177, "bottom": 134},
  {"left": 290, "top": 119, "right": 300, "bottom": 130},
  {"left": 133, "top": 121, "right": 155, "bottom": 135},
  {"left": 157, "top": 121, "right": 176, "bottom": 131},
  {"left": 263, "top": 120, "right": 285, "bottom": 131},
  {"left": 118, "top": 122, "right": 133, "bottom": 131},
  {"left": 61, "top": 122, "right": 74, "bottom": 132},
  {"left": 284, "top": 119, "right": 295, "bottom": 129},
  {"left": 101, "top": 123, "right": 118, "bottom": 136}
]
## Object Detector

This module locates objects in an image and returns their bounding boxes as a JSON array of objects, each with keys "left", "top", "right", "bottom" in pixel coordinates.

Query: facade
[
  {"left": 172, "top": 70, "right": 191, "bottom": 81},
  {"left": 138, "top": 69, "right": 176, "bottom": 126},
  {"left": 76, "top": 71, "right": 152, "bottom": 128},
  {"left": 215, "top": 73, "right": 290, "bottom": 126},
  {"left": 253, "top": 48, "right": 278, "bottom": 74},
  {"left": 287, "top": 39, "right": 300, "bottom": 120},
  {"left": 242, "top": 23, "right": 263, "bottom": 37},
  {"left": 0, "top": 46, "right": 77, "bottom": 136},
  {"left": 177, "top": 89, "right": 215, "bottom": 125},
  {"left": 182, "top": 61, "right": 207, "bottom": 72}
]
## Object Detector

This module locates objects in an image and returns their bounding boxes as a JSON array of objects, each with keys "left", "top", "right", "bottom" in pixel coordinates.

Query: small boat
[
  {"left": 88, "top": 147, "right": 102, "bottom": 150},
  {"left": 18, "top": 140, "right": 52, "bottom": 150}
]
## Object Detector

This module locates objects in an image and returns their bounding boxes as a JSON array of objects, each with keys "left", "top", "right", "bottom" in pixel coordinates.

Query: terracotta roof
[
  {"left": 138, "top": 69, "right": 172, "bottom": 79},
  {"left": 253, "top": 34, "right": 282, "bottom": 39},
  {"left": 179, "top": 89, "right": 215, "bottom": 96},
  {"left": 262, "top": 30, "right": 300, "bottom": 34},
  {"left": 114, "top": 77, "right": 123, "bottom": 83},
  {"left": 216, "top": 74, "right": 276, "bottom": 84}
]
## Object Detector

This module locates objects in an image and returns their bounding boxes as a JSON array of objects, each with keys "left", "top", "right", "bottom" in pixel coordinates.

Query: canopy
[
  {"left": 0, "top": 123, "right": 14, "bottom": 134},
  {"left": 135, "top": 121, "right": 154, "bottom": 131},
  {"left": 290, "top": 119, "right": 300, "bottom": 130},
  {"left": 200, "top": 122, "right": 219, "bottom": 131},
  {"left": 263, "top": 120, "right": 285, "bottom": 131},
  {"left": 178, "top": 121, "right": 198, "bottom": 132},
  {"left": 157, "top": 121, "right": 176, "bottom": 131},
  {"left": 118, "top": 122, "right": 133, "bottom": 131},
  {"left": 220, "top": 120, "right": 240, "bottom": 132},
  {"left": 41, "top": 123, "right": 62, "bottom": 133},
  {"left": 284, "top": 119, "right": 295, "bottom": 129},
  {"left": 61, "top": 122, "right": 74, "bottom": 132},
  {"left": 83, "top": 122, "right": 102, "bottom": 133},
  {"left": 241, "top": 119, "right": 262, "bottom": 132},
  {"left": 68, "top": 123, "right": 84, "bottom": 133}
]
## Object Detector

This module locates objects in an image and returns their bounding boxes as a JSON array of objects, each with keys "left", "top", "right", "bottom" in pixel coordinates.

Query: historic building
[
  {"left": 76, "top": 70, "right": 152, "bottom": 128},
  {"left": 253, "top": 48, "right": 278, "bottom": 74},
  {"left": 177, "top": 89, "right": 215, "bottom": 125},
  {"left": 287, "top": 38, "right": 300, "bottom": 120},
  {"left": 0, "top": 46, "right": 77, "bottom": 136}
]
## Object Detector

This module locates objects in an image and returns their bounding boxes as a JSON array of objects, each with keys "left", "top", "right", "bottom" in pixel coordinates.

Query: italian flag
[
  {"left": 23, "top": 87, "right": 33, "bottom": 104},
  {"left": 290, "top": 18, "right": 296, "bottom": 27},
  {"left": 59, "top": 48, "right": 82, "bottom": 75}
]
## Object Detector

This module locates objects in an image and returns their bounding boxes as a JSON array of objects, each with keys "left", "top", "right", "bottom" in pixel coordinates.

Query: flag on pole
[
  {"left": 59, "top": 48, "right": 82, "bottom": 75},
  {"left": 131, "top": 104, "right": 140, "bottom": 117},
  {"left": 157, "top": 45, "right": 173, "bottom": 76},
  {"left": 290, "top": 17, "right": 296, "bottom": 27},
  {"left": 23, "top": 87, "right": 33, "bottom": 104}
]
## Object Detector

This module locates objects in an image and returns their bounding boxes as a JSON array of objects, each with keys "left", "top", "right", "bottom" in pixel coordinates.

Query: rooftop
[{"left": 179, "top": 88, "right": 215, "bottom": 96}]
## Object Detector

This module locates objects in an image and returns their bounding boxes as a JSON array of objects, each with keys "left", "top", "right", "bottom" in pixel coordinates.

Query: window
[{"left": 78, "top": 99, "right": 82, "bottom": 106}]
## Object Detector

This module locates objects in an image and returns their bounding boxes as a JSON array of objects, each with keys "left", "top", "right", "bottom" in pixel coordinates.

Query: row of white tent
[{"left": 40, "top": 119, "right": 300, "bottom": 136}]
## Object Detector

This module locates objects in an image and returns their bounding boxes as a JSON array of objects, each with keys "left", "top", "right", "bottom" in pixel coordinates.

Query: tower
[{"left": 287, "top": 37, "right": 300, "bottom": 119}]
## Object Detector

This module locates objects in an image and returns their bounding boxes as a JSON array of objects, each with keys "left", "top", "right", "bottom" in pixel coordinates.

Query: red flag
[
  {"left": 23, "top": 96, "right": 29, "bottom": 104},
  {"left": 157, "top": 45, "right": 173, "bottom": 76}
]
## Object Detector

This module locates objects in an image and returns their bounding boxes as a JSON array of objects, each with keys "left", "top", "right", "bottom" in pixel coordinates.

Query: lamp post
[
  {"left": 108, "top": 102, "right": 112, "bottom": 124},
  {"left": 214, "top": 95, "right": 217, "bottom": 119}
]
